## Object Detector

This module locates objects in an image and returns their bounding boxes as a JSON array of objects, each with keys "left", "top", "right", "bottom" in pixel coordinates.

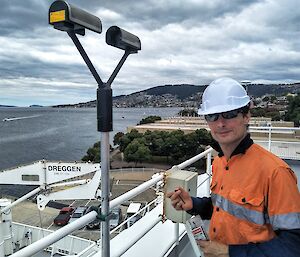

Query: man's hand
[
  {"left": 197, "top": 240, "right": 229, "bottom": 257},
  {"left": 166, "top": 186, "right": 193, "bottom": 211}
]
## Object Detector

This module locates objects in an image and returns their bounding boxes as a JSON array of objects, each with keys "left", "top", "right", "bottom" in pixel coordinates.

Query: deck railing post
[
  {"left": 268, "top": 126, "right": 272, "bottom": 151},
  {"left": 206, "top": 151, "right": 212, "bottom": 196}
]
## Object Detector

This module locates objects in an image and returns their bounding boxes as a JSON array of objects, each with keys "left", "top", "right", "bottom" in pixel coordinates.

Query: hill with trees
[{"left": 52, "top": 82, "right": 300, "bottom": 108}]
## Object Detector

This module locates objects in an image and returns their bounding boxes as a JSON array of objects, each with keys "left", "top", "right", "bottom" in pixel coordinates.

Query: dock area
[{"left": 5, "top": 170, "right": 161, "bottom": 241}]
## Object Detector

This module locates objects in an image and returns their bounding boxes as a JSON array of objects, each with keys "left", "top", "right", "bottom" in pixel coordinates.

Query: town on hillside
[{"left": 50, "top": 83, "right": 300, "bottom": 109}]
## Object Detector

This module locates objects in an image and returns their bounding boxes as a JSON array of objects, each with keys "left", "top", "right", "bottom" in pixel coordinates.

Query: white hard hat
[{"left": 198, "top": 77, "right": 250, "bottom": 115}]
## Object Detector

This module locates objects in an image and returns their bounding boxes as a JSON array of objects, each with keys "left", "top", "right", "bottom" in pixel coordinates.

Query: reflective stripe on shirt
[
  {"left": 270, "top": 212, "right": 300, "bottom": 230},
  {"left": 211, "top": 192, "right": 267, "bottom": 225},
  {"left": 212, "top": 192, "right": 300, "bottom": 230}
]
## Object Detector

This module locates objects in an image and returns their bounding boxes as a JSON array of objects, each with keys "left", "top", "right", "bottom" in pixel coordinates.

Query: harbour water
[{"left": 0, "top": 107, "right": 181, "bottom": 171}]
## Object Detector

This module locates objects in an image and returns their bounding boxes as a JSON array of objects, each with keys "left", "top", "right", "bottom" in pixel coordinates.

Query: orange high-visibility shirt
[{"left": 210, "top": 143, "right": 300, "bottom": 245}]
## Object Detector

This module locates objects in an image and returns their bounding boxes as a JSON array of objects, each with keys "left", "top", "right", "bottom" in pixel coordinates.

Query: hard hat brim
[{"left": 198, "top": 100, "right": 250, "bottom": 115}]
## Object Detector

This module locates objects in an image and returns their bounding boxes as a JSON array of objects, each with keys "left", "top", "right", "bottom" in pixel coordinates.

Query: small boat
[
  {"left": 2, "top": 117, "right": 14, "bottom": 122},
  {"left": 2, "top": 115, "right": 40, "bottom": 122}
]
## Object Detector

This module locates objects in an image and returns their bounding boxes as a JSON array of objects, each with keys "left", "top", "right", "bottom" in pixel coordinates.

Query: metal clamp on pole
[
  {"left": 97, "top": 85, "right": 113, "bottom": 132},
  {"left": 88, "top": 205, "right": 109, "bottom": 221}
]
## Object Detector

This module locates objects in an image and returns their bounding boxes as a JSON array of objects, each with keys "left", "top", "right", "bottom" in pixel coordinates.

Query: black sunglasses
[{"left": 204, "top": 109, "right": 242, "bottom": 122}]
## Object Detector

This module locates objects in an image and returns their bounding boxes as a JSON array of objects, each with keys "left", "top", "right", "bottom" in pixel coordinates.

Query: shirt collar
[{"left": 212, "top": 133, "right": 253, "bottom": 157}]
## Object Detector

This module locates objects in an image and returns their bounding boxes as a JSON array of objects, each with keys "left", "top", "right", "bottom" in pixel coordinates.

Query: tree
[
  {"left": 285, "top": 94, "right": 300, "bottom": 126},
  {"left": 118, "top": 128, "right": 214, "bottom": 165},
  {"left": 270, "top": 95, "right": 276, "bottom": 102},
  {"left": 166, "top": 130, "right": 185, "bottom": 161},
  {"left": 178, "top": 108, "right": 199, "bottom": 117},
  {"left": 113, "top": 132, "right": 124, "bottom": 146},
  {"left": 119, "top": 129, "right": 142, "bottom": 152},
  {"left": 82, "top": 141, "right": 101, "bottom": 162},
  {"left": 251, "top": 107, "right": 266, "bottom": 117},
  {"left": 138, "top": 115, "right": 161, "bottom": 125},
  {"left": 82, "top": 141, "right": 113, "bottom": 162},
  {"left": 265, "top": 111, "right": 281, "bottom": 121},
  {"left": 194, "top": 129, "right": 213, "bottom": 146},
  {"left": 124, "top": 138, "right": 151, "bottom": 165}
]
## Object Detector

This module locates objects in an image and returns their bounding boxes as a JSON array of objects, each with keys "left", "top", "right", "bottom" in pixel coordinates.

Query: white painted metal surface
[
  {"left": 11, "top": 212, "right": 97, "bottom": 257},
  {"left": 2, "top": 129, "right": 299, "bottom": 257},
  {"left": 0, "top": 160, "right": 99, "bottom": 185},
  {"left": 0, "top": 199, "right": 13, "bottom": 256},
  {"left": 11, "top": 222, "right": 94, "bottom": 256}
]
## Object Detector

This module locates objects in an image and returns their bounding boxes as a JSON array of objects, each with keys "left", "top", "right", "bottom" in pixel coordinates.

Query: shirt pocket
[
  {"left": 228, "top": 189, "right": 264, "bottom": 208},
  {"left": 226, "top": 189, "right": 268, "bottom": 242},
  {"left": 228, "top": 188, "right": 266, "bottom": 228}
]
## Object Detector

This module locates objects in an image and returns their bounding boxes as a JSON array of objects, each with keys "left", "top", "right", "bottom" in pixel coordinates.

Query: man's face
[{"left": 207, "top": 111, "right": 250, "bottom": 148}]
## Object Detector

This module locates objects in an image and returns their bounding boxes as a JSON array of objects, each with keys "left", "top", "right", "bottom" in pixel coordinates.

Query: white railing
[
  {"left": 249, "top": 126, "right": 300, "bottom": 160},
  {"left": 12, "top": 222, "right": 95, "bottom": 256},
  {"left": 110, "top": 198, "right": 159, "bottom": 235},
  {"left": 110, "top": 168, "right": 163, "bottom": 173},
  {"left": 11, "top": 148, "right": 214, "bottom": 257}
]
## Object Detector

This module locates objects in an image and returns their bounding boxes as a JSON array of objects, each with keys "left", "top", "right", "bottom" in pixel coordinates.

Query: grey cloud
[
  {"left": 0, "top": 0, "right": 299, "bottom": 106},
  {"left": 0, "top": 0, "right": 49, "bottom": 36}
]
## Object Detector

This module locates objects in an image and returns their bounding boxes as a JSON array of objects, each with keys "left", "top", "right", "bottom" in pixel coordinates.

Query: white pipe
[
  {"left": 175, "top": 223, "right": 179, "bottom": 246},
  {"left": 177, "top": 148, "right": 213, "bottom": 170},
  {"left": 268, "top": 127, "right": 272, "bottom": 151},
  {"left": 249, "top": 126, "right": 300, "bottom": 131},
  {"left": 109, "top": 174, "right": 164, "bottom": 209},
  {"left": 1, "top": 187, "right": 41, "bottom": 214},
  {"left": 10, "top": 211, "right": 97, "bottom": 257},
  {"left": 206, "top": 151, "right": 212, "bottom": 196},
  {"left": 49, "top": 179, "right": 89, "bottom": 188}
]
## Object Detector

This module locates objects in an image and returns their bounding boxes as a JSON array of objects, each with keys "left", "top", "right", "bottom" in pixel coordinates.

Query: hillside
[
  {"left": 247, "top": 83, "right": 300, "bottom": 97},
  {"left": 52, "top": 83, "right": 300, "bottom": 108},
  {"left": 138, "top": 84, "right": 204, "bottom": 100}
]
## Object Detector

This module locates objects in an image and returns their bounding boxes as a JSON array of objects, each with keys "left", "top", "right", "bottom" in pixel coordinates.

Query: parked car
[
  {"left": 54, "top": 207, "right": 75, "bottom": 226},
  {"left": 109, "top": 207, "right": 122, "bottom": 230},
  {"left": 68, "top": 206, "right": 88, "bottom": 224}
]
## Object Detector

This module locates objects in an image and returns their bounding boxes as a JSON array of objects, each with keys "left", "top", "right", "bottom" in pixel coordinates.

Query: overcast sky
[{"left": 0, "top": 0, "right": 299, "bottom": 106}]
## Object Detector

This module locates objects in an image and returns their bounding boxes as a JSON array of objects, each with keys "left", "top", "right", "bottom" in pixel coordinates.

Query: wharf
[{"left": 6, "top": 170, "right": 160, "bottom": 241}]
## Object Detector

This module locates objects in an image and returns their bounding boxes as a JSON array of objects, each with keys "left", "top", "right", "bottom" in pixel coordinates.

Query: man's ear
[{"left": 244, "top": 111, "right": 251, "bottom": 125}]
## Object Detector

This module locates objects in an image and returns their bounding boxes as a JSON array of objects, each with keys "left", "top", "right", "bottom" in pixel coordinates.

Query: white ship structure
[{"left": 0, "top": 126, "right": 299, "bottom": 257}]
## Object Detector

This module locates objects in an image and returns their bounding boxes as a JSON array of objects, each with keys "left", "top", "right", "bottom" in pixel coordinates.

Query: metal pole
[
  {"left": 107, "top": 51, "right": 130, "bottom": 85},
  {"left": 66, "top": 30, "right": 137, "bottom": 257},
  {"left": 68, "top": 31, "right": 103, "bottom": 86},
  {"left": 206, "top": 151, "right": 212, "bottom": 196},
  {"left": 268, "top": 126, "right": 272, "bottom": 151},
  {"left": 101, "top": 132, "right": 110, "bottom": 257}
]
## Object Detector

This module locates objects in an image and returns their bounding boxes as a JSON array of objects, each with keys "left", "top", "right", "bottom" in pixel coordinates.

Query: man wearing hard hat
[{"left": 167, "top": 78, "right": 300, "bottom": 257}]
